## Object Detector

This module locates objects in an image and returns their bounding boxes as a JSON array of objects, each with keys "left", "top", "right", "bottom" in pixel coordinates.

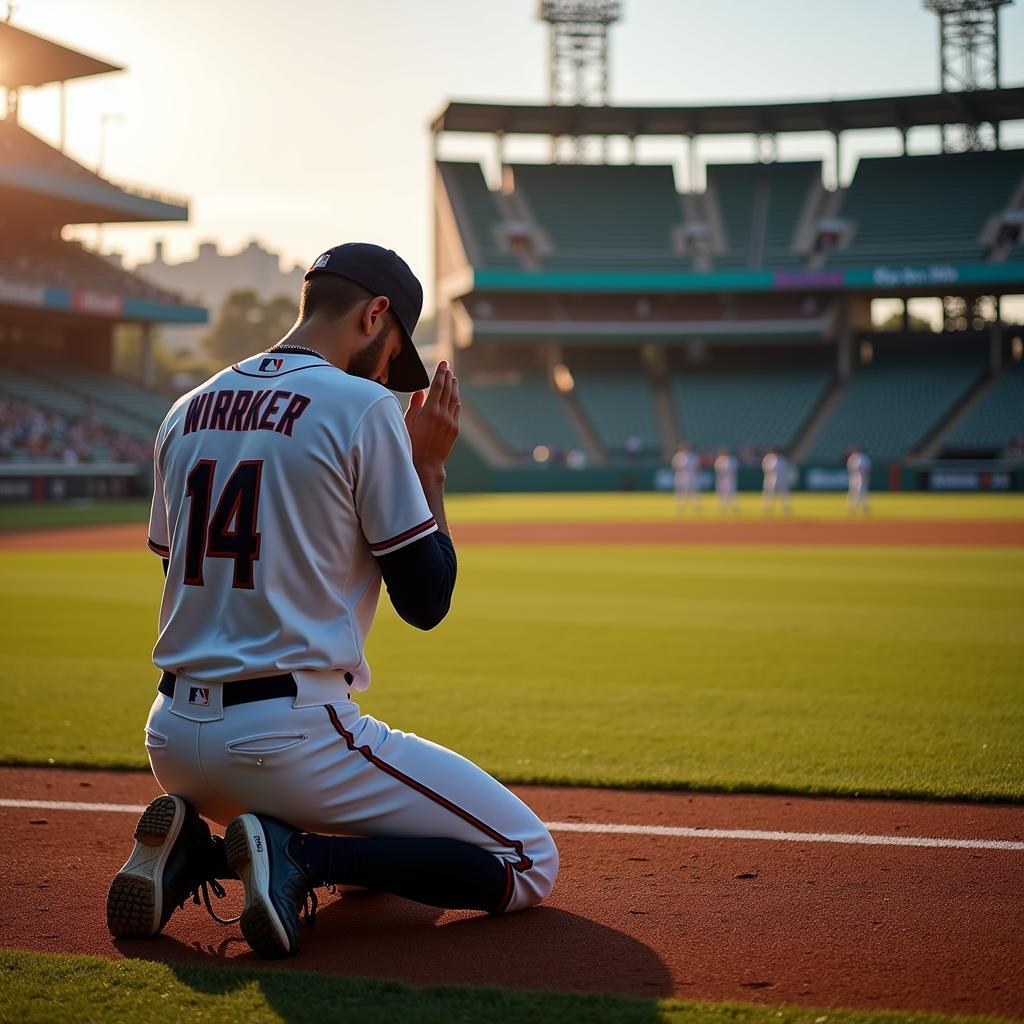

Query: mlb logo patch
[
  {"left": 258, "top": 357, "right": 284, "bottom": 373},
  {"left": 188, "top": 686, "right": 211, "bottom": 706},
  {"left": 312, "top": 252, "right": 331, "bottom": 270}
]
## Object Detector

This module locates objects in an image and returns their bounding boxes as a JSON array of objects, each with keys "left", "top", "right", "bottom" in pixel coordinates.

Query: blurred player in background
[
  {"left": 847, "top": 445, "right": 871, "bottom": 512},
  {"left": 714, "top": 446, "right": 739, "bottom": 513},
  {"left": 672, "top": 442, "right": 701, "bottom": 513},
  {"left": 762, "top": 447, "right": 791, "bottom": 515}
]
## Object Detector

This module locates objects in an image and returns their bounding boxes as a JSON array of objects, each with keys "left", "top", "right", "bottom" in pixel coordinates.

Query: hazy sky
[{"left": 12, "top": 0, "right": 1024, "bottom": 311}]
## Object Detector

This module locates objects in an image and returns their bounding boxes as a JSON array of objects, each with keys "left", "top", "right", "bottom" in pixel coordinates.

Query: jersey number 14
[{"left": 183, "top": 459, "right": 263, "bottom": 589}]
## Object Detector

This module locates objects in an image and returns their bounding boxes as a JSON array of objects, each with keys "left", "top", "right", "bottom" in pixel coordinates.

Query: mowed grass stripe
[
  {"left": 0, "top": 543, "right": 1020, "bottom": 800},
  {"left": 0, "top": 950, "right": 1013, "bottom": 1024},
  {"left": 1, "top": 493, "right": 1023, "bottom": 534},
  {"left": 444, "top": 492, "right": 1024, "bottom": 523}
]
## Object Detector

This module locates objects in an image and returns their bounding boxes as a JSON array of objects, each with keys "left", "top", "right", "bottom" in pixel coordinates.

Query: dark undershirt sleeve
[
  {"left": 377, "top": 531, "right": 456, "bottom": 631},
  {"left": 164, "top": 539, "right": 456, "bottom": 627}
]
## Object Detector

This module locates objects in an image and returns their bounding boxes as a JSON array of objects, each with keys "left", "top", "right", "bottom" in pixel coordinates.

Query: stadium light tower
[
  {"left": 539, "top": 0, "right": 622, "bottom": 162},
  {"left": 924, "top": 0, "right": 1013, "bottom": 150}
]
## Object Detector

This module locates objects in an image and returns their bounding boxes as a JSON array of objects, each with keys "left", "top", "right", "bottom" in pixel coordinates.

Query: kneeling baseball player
[{"left": 106, "top": 243, "right": 558, "bottom": 958}]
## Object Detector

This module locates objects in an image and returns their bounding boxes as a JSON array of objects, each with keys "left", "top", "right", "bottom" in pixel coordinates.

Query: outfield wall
[
  {"left": 0, "top": 463, "right": 145, "bottom": 503},
  {"left": 0, "top": 457, "right": 1019, "bottom": 504},
  {"left": 445, "top": 451, "right": 1024, "bottom": 494}
]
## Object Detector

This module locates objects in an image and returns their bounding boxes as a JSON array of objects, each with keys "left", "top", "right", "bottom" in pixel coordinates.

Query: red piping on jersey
[
  {"left": 147, "top": 537, "right": 170, "bottom": 557},
  {"left": 323, "top": 703, "right": 533, "bottom": 886},
  {"left": 499, "top": 859, "right": 515, "bottom": 912},
  {"left": 369, "top": 517, "right": 437, "bottom": 553}
]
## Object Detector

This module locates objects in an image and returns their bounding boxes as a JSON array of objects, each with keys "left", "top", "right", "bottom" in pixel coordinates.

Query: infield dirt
[{"left": 1, "top": 767, "right": 1022, "bottom": 1019}]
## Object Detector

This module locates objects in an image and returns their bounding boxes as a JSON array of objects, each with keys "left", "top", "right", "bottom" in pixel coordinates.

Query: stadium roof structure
[
  {"left": 431, "top": 87, "right": 1024, "bottom": 137},
  {"left": 0, "top": 121, "right": 189, "bottom": 224},
  {"left": 0, "top": 21, "right": 121, "bottom": 89}
]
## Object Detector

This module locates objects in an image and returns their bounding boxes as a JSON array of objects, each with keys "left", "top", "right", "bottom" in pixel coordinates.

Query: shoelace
[
  {"left": 301, "top": 885, "right": 319, "bottom": 930},
  {"left": 188, "top": 877, "right": 241, "bottom": 926},
  {"left": 180, "top": 839, "right": 320, "bottom": 930}
]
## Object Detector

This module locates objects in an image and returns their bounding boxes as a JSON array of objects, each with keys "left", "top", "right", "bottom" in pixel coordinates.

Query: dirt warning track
[
  {"left": 1, "top": 767, "right": 1022, "bottom": 1019},
  {"left": 1, "top": 518, "right": 1023, "bottom": 550}
]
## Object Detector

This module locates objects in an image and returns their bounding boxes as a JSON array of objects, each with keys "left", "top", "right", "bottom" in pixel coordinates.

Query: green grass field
[
  {"left": 1, "top": 500, "right": 1021, "bottom": 798},
  {"left": 1, "top": 492, "right": 1023, "bottom": 532},
  {"left": 0, "top": 950, "right": 1013, "bottom": 1024},
  {"left": 2, "top": 493, "right": 1022, "bottom": 1024}
]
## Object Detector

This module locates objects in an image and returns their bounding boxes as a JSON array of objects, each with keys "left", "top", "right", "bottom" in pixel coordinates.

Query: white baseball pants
[{"left": 143, "top": 671, "right": 558, "bottom": 913}]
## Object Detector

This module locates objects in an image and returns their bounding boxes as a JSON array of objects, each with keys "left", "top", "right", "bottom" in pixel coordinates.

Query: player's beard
[{"left": 347, "top": 321, "right": 392, "bottom": 381}]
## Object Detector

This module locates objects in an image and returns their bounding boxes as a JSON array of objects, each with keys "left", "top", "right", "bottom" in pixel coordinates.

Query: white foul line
[
  {"left": 545, "top": 821, "right": 1024, "bottom": 852},
  {"left": 2, "top": 798, "right": 1022, "bottom": 852}
]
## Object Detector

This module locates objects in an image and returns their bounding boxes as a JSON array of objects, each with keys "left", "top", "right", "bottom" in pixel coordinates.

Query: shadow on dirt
[{"left": 114, "top": 887, "right": 673, "bottom": 1018}]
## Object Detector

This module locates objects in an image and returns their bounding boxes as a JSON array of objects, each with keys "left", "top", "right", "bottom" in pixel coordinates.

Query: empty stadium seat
[
  {"left": 510, "top": 163, "right": 684, "bottom": 267},
  {"left": 437, "top": 162, "right": 520, "bottom": 268},
  {"left": 460, "top": 375, "right": 584, "bottom": 458},
  {"left": 944, "top": 361, "right": 1024, "bottom": 455},
  {"left": 707, "top": 162, "right": 821, "bottom": 268},
  {"left": 672, "top": 363, "right": 831, "bottom": 452},
  {"left": 569, "top": 370, "right": 662, "bottom": 456},
  {"left": 831, "top": 149, "right": 1024, "bottom": 266},
  {"left": 806, "top": 342, "right": 988, "bottom": 462}
]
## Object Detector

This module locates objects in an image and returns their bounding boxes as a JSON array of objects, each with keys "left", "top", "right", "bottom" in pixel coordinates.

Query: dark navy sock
[{"left": 295, "top": 834, "right": 510, "bottom": 913}]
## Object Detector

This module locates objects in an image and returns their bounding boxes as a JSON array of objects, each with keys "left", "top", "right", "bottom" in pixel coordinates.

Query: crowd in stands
[
  {"left": 0, "top": 232, "right": 181, "bottom": 304},
  {"left": 0, "top": 395, "right": 150, "bottom": 464}
]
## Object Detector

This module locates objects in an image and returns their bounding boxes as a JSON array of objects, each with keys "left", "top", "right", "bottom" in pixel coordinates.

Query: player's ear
[{"left": 361, "top": 295, "right": 391, "bottom": 336}]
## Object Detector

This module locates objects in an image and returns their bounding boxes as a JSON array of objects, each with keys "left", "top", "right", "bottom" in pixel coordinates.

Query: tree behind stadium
[{"left": 202, "top": 289, "right": 298, "bottom": 367}]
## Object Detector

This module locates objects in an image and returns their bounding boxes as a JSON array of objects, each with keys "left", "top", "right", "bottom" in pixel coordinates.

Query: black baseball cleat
[
  {"left": 106, "top": 794, "right": 237, "bottom": 938},
  {"left": 224, "top": 813, "right": 318, "bottom": 959}
]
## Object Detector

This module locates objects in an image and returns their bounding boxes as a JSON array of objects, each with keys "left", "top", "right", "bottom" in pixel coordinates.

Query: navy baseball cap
[{"left": 305, "top": 242, "right": 429, "bottom": 392}]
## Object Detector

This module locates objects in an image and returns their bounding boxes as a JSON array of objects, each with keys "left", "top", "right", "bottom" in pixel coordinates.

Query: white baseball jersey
[
  {"left": 147, "top": 351, "right": 437, "bottom": 689},
  {"left": 672, "top": 450, "right": 700, "bottom": 485},
  {"left": 847, "top": 452, "right": 871, "bottom": 482},
  {"left": 762, "top": 453, "right": 789, "bottom": 490},
  {"left": 714, "top": 454, "right": 738, "bottom": 487}
]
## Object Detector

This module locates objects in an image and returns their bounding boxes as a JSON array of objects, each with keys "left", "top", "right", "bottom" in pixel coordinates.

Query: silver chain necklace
[{"left": 268, "top": 343, "right": 328, "bottom": 361}]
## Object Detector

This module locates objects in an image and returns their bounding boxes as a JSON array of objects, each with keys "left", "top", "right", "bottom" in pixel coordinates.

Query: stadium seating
[
  {"left": 0, "top": 366, "right": 166, "bottom": 442},
  {"left": 707, "top": 162, "right": 821, "bottom": 269},
  {"left": 42, "top": 368, "right": 170, "bottom": 429},
  {"left": 0, "top": 231, "right": 181, "bottom": 302},
  {"left": 806, "top": 341, "right": 988, "bottom": 463},
  {"left": 460, "top": 374, "right": 584, "bottom": 458},
  {"left": 436, "top": 162, "right": 520, "bottom": 268},
  {"left": 509, "top": 163, "right": 683, "bottom": 267},
  {"left": 567, "top": 363, "right": 662, "bottom": 457},
  {"left": 831, "top": 150, "right": 1024, "bottom": 266},
  {"left": 671, "top": 362, "right": 831, "bottom": 453},
  {"left": 943, "top": 361, "right": 1024, "bottom": 455}
]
